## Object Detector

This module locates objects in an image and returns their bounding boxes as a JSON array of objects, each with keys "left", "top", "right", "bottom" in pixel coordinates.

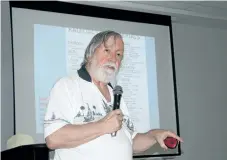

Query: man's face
[{"left": 89, "top": 36, "right": 124, "bottom": 83}]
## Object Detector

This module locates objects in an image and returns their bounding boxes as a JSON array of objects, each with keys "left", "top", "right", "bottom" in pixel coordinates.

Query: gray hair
[{"left": 81, "top": 30, "right": 123, "bottom": 66}]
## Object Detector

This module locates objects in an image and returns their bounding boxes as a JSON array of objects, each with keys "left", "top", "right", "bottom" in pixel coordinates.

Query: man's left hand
[{"left": 148, "top": 129, "right": 183, "bottom": 150}]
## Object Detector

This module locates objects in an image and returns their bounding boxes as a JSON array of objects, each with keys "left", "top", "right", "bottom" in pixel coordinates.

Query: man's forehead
[{"left": 103, "top": 36, "right": 124, "bottom": 48}]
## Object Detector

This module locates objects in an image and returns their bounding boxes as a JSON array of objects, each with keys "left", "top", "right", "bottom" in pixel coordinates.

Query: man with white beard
[{"left": 44, "top": 31, "right": 183, "bottom": 160}]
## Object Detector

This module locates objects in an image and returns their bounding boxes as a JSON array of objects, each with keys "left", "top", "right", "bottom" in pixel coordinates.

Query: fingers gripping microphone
[{"left": 111, "top": 85, "right": 123, "bottom": 137}]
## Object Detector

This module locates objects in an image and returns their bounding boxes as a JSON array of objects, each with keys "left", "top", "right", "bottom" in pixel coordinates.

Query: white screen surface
[
  {"left": 34, "top": 25, "right": 159, "bottom": 134},
  {"left": 12, "top": 7, "right": 179, "bottom": 155}
]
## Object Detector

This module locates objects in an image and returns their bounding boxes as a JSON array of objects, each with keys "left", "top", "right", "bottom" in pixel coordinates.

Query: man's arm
[
  {"left": 132, "top": 129, "right": 183, "bottom": 153},
  {"left": 46, "top": 122, "right": 103, "bottom": 149},
  {"left": 132, "top": 132, "right": 157, "bottom": 153},
  {"left": 45, "top": 109, "right": 123, "bottom": 149}
]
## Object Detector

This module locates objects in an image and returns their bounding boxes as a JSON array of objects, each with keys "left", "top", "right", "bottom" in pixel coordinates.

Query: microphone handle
[
  {"left": 111, "top": 132, "right": 117, "bottom": 137},
  {"left": 112, "top": 94, "right": 121, "bottom": 110},
  {"left": 111, "top": 94, "right": 122, "bottom": 137}
]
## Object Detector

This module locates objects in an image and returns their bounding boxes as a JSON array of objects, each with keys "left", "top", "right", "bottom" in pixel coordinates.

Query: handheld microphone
[{"left": 111, "top": 85, "right": 123, "bottom": 137}]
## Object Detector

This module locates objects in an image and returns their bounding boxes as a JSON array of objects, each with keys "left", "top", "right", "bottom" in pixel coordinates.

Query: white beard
[{"left": 89, "top": 58, "right": 118, "bottom": 84}]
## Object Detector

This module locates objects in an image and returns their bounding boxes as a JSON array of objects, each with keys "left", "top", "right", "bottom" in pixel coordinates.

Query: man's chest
[{"left": 72, "top": 85, "right": 113, "bottom": 124}]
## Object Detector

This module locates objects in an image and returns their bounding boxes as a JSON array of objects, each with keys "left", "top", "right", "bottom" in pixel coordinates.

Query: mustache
[{"left": 102, "top": 62, "right": 117, "bottom": 71}]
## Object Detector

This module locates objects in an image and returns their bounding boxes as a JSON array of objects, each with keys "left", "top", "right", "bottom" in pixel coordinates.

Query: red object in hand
[{"left": 164, "top": 137, "right": 178, "bottom": 149}]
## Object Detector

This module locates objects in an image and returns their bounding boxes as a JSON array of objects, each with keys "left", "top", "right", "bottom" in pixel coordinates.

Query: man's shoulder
[{"left": 52, "top": 74, "right": 81, "bottom": 90}]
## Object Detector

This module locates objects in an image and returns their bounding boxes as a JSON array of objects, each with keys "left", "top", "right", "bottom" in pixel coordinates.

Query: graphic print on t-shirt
[{"left": 74, "top": 103, "right": 103, "bottom": 123}]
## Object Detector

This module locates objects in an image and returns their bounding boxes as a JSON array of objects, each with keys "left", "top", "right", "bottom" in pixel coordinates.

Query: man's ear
[{"left": 87, "top": 56, "right": 93, "bottom": 65}]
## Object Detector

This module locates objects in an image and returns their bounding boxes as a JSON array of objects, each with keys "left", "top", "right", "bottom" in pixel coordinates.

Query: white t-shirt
[{"left": 44, "top": 66, "right": 137, "bottom": 160}]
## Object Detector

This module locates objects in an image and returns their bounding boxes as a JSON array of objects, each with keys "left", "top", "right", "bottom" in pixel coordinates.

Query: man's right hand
[{"left": 98, "top": 109, "right": 123, "bottom": 134}]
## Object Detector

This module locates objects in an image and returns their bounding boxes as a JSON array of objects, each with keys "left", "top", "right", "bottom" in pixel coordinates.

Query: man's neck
[
  {"left": 85, "top": 64, "right": 111, "bottom": 102},
  {"left": 93, "top": 79, "right": 108, "bottom": 89}
]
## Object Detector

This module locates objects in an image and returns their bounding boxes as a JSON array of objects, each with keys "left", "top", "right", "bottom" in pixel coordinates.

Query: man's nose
[{"left": 108, "top": 52, "right": 117, "bottom": 62}]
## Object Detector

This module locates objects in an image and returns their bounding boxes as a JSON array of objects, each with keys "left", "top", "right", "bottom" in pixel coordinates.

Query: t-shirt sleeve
[{"left": 44, "top": 78, "right": 76, "bottom": 139}]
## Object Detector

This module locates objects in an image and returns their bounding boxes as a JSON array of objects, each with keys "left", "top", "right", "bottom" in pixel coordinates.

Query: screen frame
[{"left": 9, "top": 1, "right": 181, "bottom": 158}]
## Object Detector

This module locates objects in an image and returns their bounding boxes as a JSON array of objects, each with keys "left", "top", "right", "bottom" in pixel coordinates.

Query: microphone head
[{"left": 113, "top": 85, "right": 123, "bottom": 95}]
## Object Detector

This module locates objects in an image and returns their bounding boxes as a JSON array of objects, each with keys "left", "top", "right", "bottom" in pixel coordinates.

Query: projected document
[
  {"left": 117, "top": 36, "right": 150, "bottom": 132},
  {"left": 34, "top": 24, "right": 159, "bottom": 133},
  {"left": 66, "top": 29, "right": 98, "bottom": 75}
]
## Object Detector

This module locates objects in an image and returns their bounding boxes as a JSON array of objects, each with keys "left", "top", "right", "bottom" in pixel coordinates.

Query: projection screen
[{"left": 10, "top": 1, "right": 181, "bottom": 158}]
